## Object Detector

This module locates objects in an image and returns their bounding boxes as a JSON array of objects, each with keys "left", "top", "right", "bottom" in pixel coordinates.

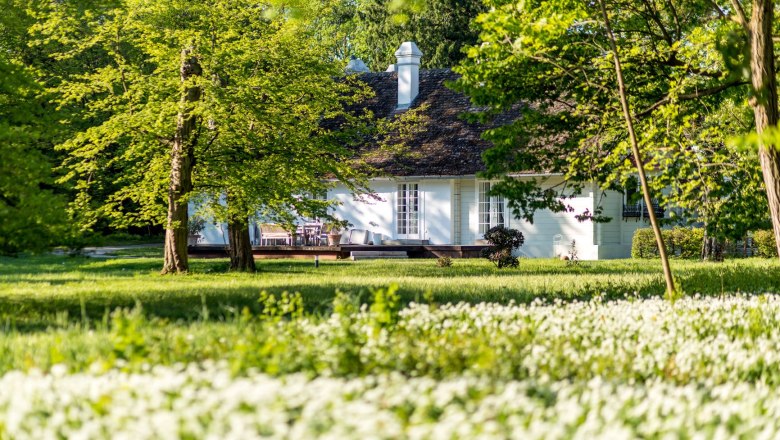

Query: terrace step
[
  {"left": 380, "top": 239, "right": 429, "bottom": 245},
  {"left": 350, "top": 251, "right": 408, "bottom": 260}
]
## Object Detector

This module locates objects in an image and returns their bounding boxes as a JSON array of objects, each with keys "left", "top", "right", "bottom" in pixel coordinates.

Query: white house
[{"left": 196, "top": 42, "right": 659, "bottom": 259}]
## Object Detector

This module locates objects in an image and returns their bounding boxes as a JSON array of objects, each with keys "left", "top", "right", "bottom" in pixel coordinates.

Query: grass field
[
  {"left": 2, "top": 251, "right": 780, "bottom": 438},
  {"left": 3, "top": 250, "right": 780, "bottom": 325}
]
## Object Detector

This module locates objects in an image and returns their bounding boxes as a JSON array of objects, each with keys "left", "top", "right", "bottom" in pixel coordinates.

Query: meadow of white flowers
[{"left": 3, "top": 294, "right": 780, "bottom": 438}]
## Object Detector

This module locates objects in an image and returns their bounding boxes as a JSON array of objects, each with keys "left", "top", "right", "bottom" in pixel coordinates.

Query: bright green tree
[
  {"left": 34, "top": 0, "right": 373, "bottom": 273},
  {"left": 0, "top": 2, "right": 68, "bottom": 255},
  {"left": 454, "top": 0, "right": 767, "bottom": 256}
]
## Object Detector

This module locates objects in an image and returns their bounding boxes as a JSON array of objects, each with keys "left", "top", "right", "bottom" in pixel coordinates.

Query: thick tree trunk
[
  {"left": 228, "top": 216, "right": 256, "bottom": 272},
  {"left": 162, "top": 48, "right": 202, "bottom": 274},
  {"left": 749, "top": 0, "right": 780, "bottom": 258},
  {"left": 598, "top": 0, "right": 675, "bottom": 295}
]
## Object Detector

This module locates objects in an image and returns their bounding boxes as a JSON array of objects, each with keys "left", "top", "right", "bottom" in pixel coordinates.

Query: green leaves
[{"left": 455, "top": 0, "right": 763, "bottom": 235}]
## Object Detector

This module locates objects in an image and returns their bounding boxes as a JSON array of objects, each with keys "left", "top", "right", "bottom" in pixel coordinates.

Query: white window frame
[
  {"left": 397, "top": 183, "right": 420, "bottom": 238},
  {"left": 477, "top": 180, "right": 506, "bottom": 236}
]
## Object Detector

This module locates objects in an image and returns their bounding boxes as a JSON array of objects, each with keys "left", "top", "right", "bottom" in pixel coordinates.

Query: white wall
[
  {"left": 420, "top": 180, "right": 452, "bottom": 244},
  {"left": 507, "top": 178, "right": 597, "bottom": 259},
  {"left": 330, "top": 181, "right": 396, "bottom": 243},
  {"left": 329, "top": 179, "right": 452, "bottom": 244},
  {"left": 191, "top": 176, "right": 649, "bottom": 258}
]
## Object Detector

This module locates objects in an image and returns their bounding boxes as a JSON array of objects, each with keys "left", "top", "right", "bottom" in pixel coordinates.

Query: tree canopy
[
  {"left": 453, "top": 0, "right": 768, "bottom": 244},
  {"left": 344, "top": 0, "right": 487, "bottom": 70},
  {"left": 0, "top": 1, "right": 68, "bottom": 255},
  {"left": 30, "top": 0, "right": 375, "bottom": 271}
]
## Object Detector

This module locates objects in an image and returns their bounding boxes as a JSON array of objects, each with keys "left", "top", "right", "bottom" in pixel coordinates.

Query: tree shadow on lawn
[
  {"left": 4, "top": 269, "right": 780, "bottom": 333},
  {"left": 3, "top": 255, "right": 780, "bottom": 333}
]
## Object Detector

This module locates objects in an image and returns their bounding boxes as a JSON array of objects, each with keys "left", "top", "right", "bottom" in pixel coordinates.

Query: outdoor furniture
[
  {"left": 348, "top": 229, "right": 371, "bottom": 245},
  {"left": 259, "top": 224, "right": 292, "bottom": 245},
  {"left": 302, "top": 223, "right": 322, "bottom": 246}
]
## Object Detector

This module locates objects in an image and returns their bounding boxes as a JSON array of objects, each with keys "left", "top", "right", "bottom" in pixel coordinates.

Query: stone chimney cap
[{"left": 394, "top": 41, "right": 423, "bottom": 59}]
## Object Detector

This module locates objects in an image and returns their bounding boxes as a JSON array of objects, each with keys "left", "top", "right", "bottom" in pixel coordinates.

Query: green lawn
[
  {"left": 3, "top": 252, "right": 780, "bottom": 437},
  {"left": 2, "top": 251, "right": 779, "bottom": 327}
]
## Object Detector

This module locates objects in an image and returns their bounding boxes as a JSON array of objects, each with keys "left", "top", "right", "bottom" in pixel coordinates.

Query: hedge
[{"left": 631, "top": 227, "right": 705, "bottom": 259}]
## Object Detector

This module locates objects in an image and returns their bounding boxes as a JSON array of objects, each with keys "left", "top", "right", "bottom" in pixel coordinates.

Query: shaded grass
[{"left": 1, "top": 253, "right": 780, "bottom": 330}]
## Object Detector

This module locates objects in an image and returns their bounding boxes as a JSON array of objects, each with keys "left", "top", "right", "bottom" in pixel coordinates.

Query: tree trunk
[
  {"left": 702, "top": 234, "right": 723, "bottom": 262},
  {"left": 598, "top": 0, "right": 675, "bottom": 296},
  {"left": 228, "top": 216, "right": 256, "bottom": 272},
  {"left": 749, "top": 0, "right": 780, "bottom": 258},
  {"left": 162, "top": 48, "right": 202, "bottom": 274}
]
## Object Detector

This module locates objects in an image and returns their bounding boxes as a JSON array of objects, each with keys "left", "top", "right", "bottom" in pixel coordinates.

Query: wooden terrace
[{"left": 188, "top": 244, "right": 487, "bottom": 260}]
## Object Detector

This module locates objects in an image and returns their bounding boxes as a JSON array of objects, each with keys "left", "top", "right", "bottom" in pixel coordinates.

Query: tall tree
[
  {"left": 733, "top": 0, "right": 780, "bottom": 257},
  {"left": 454, "top": 0, "right": 766, "bottom": 260},
  {"left": 182, "top": 2, "right": 374, "bottom": 272},
  {"left": 36, "top": 0, "right": 374, "bottom": 272}
]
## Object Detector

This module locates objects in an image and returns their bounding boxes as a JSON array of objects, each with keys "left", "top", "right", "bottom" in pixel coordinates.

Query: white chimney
[{"left": 394, "top": 42, "right": 423, "bottom": 109}]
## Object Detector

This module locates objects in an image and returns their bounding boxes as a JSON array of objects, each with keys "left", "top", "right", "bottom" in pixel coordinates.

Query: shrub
[
  {"left": 671, "top": 227, "right": 705, "bottom": 259},
  {"left": 631, "top": 228, "right": 659, "bottom": 259},
  {"left": 753, "top": 230, "right": 778, "bottom": 258},
  {"left": 631, "top": 227, "right": 703, "bottom": 259},
  {"left": 480, "top": 226, "right": 524, "bottom": 268},
  {"left": 436, "top": 256, "right": 453, "bottom": 267}
]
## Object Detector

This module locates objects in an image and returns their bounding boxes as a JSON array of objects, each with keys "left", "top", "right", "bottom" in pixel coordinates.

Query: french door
[{"left": 397, "top": 183, "right": 420, "bottom": 238}]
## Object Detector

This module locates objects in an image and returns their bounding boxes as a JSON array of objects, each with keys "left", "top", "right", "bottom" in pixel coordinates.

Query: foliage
[
  {"left": 453, "top": 0, "right": 765, "bottom": 237},
  {"left": 342, "top": 0, "right": 487, "bottom": 71},
  {"left": 671, "top": 228, "right": 707, "bottom": 259},
  {"left": 754, "top": 230, "right": 778, "bottom": 258},
  {"left": 632, "top": 227, "right": 705, "bottom": 259},
  {"left": 480, "top": 225, "right": 524, "bottom": 268},
  {"left": 0, "top": 5, "right": 68, "bottom": 255},
  {"left": 323, "top": 217, "right": 353, "bottom": 234},
  {"left": 436, "top": 256, "right": 453, "bottom": 267},
  {"left": 187, "top": 216, "right": 206, "bottom": 236},
  {"left": 30, "top": 0, "right": 373, "bottom": 252}
]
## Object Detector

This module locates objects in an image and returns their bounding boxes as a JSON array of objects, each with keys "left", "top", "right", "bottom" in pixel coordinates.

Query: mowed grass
[
  {"left": 0, "top": 249, "right": 779, "bottom": 376},
  {"left": 1, "top": 249, "right": 780, "bottom": 327}
]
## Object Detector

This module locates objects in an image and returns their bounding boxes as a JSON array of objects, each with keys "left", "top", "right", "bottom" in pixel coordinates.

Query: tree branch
[
  {"left": 729, "top": 0, "right": 750, "bottom": 32},
  {"left": 636, "top": 80, "right": 749, "bottom": 118}
]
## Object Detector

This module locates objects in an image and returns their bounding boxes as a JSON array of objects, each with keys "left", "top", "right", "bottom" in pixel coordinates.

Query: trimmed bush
[
  {"left": 631, "top": 227, "right": 704, "bottom": 259},
  {"left": 753, "top": 230, "right": 778, "bottom": 258},
  {"left": 480, "top": 226, "right": 524, "bottom": 268},
  {"left": 671, "top": 227, "right": 705, "bottom": 259},
  {"left": 631, "top": 228, "right": 659, "bottom": 259}
]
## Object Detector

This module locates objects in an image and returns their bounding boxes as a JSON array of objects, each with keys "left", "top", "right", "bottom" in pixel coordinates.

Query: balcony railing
[{"left": 622, "top": 200, "right": 664, "bottom": 219}]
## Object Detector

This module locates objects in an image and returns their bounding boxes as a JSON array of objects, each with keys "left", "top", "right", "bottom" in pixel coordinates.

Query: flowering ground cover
[{"left": 2, "top": 254, "right": 780, "bottom": 438}]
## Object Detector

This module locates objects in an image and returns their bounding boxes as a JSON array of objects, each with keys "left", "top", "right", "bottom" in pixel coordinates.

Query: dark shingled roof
[{"left": 354, "top": 69, "right": 516, "bottom": 177}]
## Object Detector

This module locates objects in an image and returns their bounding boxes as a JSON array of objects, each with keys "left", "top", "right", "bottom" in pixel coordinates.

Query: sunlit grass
[{"left": 2, "top": 252, "right": 780, "bottom": 327}]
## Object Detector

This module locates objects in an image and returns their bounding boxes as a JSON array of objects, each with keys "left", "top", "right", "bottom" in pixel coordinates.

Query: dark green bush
[
  {"left": 480, "top": 226, "right": 524, "bottom": 268},
  {"left": 631, "top": 227, "right": 704, "bottom": 259},
  {"left": 753, "top": 230, "right": 778, "bottom": 258}
]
